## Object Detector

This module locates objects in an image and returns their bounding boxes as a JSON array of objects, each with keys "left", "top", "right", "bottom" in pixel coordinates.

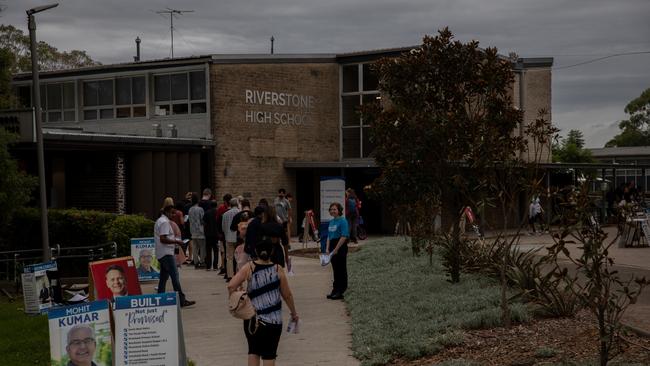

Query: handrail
[{"left": 0, "top": 241, "right": 118, "bottom": 285}]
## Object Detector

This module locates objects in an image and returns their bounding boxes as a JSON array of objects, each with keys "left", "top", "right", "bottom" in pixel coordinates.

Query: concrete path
[{"left": 143, "top": 252, "right": 359, "bottom": 366}]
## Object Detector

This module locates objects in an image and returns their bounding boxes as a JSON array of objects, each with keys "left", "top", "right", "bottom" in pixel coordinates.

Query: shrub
[
  {"left": 48, "top": 209, "right": 115, "bottom": 247},
  {"left": 535, "top": 346, "right": 558, "bottom": 358},
  {"left": 106, "top": 214, "right": 155, "bottom": 256},
  {"left": 3, "top": 207, "right": 115, "bottom": 251}
]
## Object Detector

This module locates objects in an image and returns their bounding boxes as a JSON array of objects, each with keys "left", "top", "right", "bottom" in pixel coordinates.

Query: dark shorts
[{"left": 244, "top": 317, "right": 283, "bottom": 360}]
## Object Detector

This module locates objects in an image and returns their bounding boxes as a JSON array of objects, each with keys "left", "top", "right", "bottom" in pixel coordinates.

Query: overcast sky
[{"left": 4, "top": 0, "right": 650, "bottom": 147}]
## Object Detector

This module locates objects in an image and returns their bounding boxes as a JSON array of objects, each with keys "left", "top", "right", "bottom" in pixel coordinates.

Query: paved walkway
[{"left": 142, "top": 251, "right": 359, "bottom": 366}]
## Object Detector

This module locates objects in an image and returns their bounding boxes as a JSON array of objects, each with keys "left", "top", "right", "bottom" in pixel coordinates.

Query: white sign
[
  {"left": 320, "top": 176, "right": 346, "bottom": 223},
  {"left": 244, "top": 89, "right": 316, "bottom": 126},
  {"left": 113, "top": 293, "right": 186, "bottom": 366},
  {"left": 131, "top": 237, "right": 160, "bottom": 282},
  {"left": 22, "top": 260, "right": 58, "bottom": 314},
  {"left": 48, "top": 300, "right": 112, "bottom": 366}
]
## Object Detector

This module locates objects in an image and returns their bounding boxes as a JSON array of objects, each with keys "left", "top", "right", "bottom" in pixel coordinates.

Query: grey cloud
[{"left": 4, "top": 0, "right": 650, "bottom": 145}]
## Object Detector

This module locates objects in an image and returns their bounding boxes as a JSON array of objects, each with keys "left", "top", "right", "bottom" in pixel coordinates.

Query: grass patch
[
  {"left": 0, "top": 300, "right": 50, "bottom": 365},
  {"left": 347, "top": 237, "right": 530, "bottom": 366}
]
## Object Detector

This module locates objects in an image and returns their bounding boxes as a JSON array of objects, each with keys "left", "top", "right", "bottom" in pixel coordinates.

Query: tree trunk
[
  {"left": 451, "top": 222, "right": 461, "bottom": 283},
  {"left": 501, "top": 251, "right": 511, "bottom": 327},
  {"left": 598, "top": 306, "right": 608, "bottom": 366}
]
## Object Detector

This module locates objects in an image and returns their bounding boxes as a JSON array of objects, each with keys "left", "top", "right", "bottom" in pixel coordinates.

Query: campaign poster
[
  {"left": 130, "top": 237, "right": 160, "bottom": 282},
  {"left": 48, "top": 300, "right": 112, "bottom": 366},
  {"left": 22, "top": 260, "right": 58, "bottom": 314},
  {"left": 89, "top": 257, "right": 142, "bottom": 301},
  {"left": 113, "top": 293, "right": 187, "bottom": 366}
]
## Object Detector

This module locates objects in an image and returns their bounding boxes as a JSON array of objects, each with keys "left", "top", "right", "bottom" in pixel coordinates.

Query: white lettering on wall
[
  {"left": 244, "top": 89, "right": 317, "bottom": 126},
  {"left": 116, "top": 154, "right": 126, "bottom": 215}
]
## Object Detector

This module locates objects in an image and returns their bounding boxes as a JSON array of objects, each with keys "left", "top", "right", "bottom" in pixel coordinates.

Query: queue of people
[{"left": 152, "top": 186, "right": 357, "bottom": 365}]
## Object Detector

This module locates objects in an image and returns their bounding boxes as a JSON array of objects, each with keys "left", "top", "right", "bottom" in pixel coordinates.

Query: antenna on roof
[
  {"left": 156, "top": 8, "right": 194, "bottom": 58},
  {"left": 270, "top": 36, "right": 275, "bottom": 55}
]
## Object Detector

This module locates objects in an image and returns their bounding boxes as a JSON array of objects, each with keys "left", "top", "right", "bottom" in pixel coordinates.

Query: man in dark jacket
[
  {"left": 204, "top": 200, "right": 219, "bottom": 271},
  {"left": 244, "top": 206, "right": 265, "bottom": 259}
]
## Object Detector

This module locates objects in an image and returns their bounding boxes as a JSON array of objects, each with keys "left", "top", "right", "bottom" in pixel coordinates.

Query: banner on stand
[
  {"left": 113, "top": 292, "right": 187, "bottom": 366},
  {"left": 130, "top": 237, "right": 160, "bottom": 282},
  {"left": 21, "top": 260, "right": 58, "bottom": 314},
  {"left": 48, "top": 300, "right": 112, "bottom": 366},
  {"left": 89, "top": 257, "right": 141, "bottom": 301}
]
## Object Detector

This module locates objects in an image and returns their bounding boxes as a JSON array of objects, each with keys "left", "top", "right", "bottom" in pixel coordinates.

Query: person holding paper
[
  {"left": 326, "top": 202, "right": 349, "bottom": 300},
  {"left": 227, "top": 238, "right": 299, "bottom": 366},
  {"left": 65, "top": 324, "right": 97, "bottom": 366},
  {"left": 155, "top": 204, "right": 196, "bottom": 307}
]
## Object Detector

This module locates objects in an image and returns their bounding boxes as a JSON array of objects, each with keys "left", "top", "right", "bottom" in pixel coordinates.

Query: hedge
[
  {"left": 106, "top": 214, "right": 155, "bottom": 256},
  {"left": 2, "top": 207, "right": 154, "bottom": 256}
]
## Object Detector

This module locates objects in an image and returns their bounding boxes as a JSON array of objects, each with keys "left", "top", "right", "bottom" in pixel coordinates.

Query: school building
[{"left": 6, "top": 47, "right": 553, "bottom": 233}]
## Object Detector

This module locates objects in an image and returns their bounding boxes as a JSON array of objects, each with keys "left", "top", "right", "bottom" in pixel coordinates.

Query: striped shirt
[{"left": 247, "top": 263, "right": 282, "bottom": 325}]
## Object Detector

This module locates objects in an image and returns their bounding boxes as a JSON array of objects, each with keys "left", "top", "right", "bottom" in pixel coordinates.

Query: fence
[{"left": 0, "top": 242, "right": 117, "bottom": 291}]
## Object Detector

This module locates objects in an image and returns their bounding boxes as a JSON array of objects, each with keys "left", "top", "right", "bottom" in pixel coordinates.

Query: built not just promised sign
[
  {"left": 244, "top": 89, "right": 316, "bottom": 126},
  {"left": 114, "top": 292, "right": 187, "bottom": 366}
]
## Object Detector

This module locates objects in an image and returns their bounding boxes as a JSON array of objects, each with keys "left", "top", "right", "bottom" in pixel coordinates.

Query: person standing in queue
[
  {"left": 227, "top": 238, "right": 298, "bottom": 366},
  {"left": 326, "top": 202, "right": 349, "bottom": 300}
]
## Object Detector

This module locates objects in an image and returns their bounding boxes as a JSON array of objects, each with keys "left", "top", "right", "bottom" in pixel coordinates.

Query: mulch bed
[{"left": 391, "top": 310, "right": 650, "bottom": 365}]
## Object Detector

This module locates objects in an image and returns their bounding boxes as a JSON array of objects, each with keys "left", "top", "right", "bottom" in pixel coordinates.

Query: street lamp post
[{"left": 27, "top": 3, "right": 58, "bottom": 262}]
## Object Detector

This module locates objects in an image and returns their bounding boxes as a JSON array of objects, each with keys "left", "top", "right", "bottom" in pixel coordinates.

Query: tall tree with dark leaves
[
  {"left": 553, "top": 129, "right": 595, "bottom": 163},
  {"left": 605, "top": 88, "right": 650, "bottom": 147},
  {"left": 363, "top": 28, "right": 545, "bottom": 284},
  {"left": 0, "top": 46, "right": 37, "bottom": 225},
  {"left": 0, "top": 24, "right": 100, "bottom": 73}
]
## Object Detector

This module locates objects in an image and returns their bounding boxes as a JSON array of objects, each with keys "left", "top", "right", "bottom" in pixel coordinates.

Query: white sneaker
[{"left": 288, "top": 270, "right": 295, "bottom": 276}]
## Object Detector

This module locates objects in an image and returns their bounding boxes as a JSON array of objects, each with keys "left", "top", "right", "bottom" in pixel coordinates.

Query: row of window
[
  {"left": 15, "top": 70, "right": 207, "bottom": 122},
  {"left": 342, "top": 63, "right": 379, "bottom": 159}
]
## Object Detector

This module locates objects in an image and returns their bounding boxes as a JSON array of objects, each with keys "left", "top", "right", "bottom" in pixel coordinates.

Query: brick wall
[{"left": 210, "top": 63, "right": 340, "bottom": 202}]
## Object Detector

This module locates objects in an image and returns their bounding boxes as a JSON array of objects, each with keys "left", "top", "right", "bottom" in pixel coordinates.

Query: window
[
  {"left": 341, "top": 63, "right": 380, "bottom": 159},
  {"left": 83, "top": 76, "right": 146, "bottom": 120},
  {"left": 83, "top": 79, "right": 113, "bottom": 120},
  {"left": 25, "top": 82, "right": 77, "bottom": 123},
  {"left": 153, "top": 70, "right": 206, "bottom": 116},
  {"left": 115, "top": 76, "right": 146, "bottom": 118}
]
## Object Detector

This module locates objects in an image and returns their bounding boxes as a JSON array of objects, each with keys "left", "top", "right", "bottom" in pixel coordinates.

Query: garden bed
[{"left": 346, "top": 237, "right": 650, "bottom": 366}]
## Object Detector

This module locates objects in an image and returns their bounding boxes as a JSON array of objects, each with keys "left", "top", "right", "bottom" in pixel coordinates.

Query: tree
[
  {"left": 363, "top": 28, "right": 532, "bottom": 283},
  {"left": 0, "top": 24, "right": 100, "bottom": 73},
  {"left": 605, "top": 88, "right": 650, "bottom": 147},
  {"left": 0, "top": 32, "right": 37, "bottom": 225},
  {"left": 549, "top": 183, "right": 648, "bottom": 365},
  {"left": 553, "top": 129, "right": 596, "bottom": 163}
]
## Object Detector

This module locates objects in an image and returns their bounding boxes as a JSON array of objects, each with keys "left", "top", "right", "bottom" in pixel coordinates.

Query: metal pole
[
  {"left": 170, "top": 15, "right": 174, "bottom": 58},
  {"left": 28, "top": 13, "right": 51, "bottom": 262}
]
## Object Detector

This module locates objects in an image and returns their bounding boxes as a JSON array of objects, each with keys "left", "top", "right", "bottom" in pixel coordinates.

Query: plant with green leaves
[
  {"left": 0, "top": 24, "right": 99, "bottom": 73},
  {"left": 548, "top": 181, "right": 648, "bottom": 366},
  {"left": 364, "top": 28, "right": 531, "bottom": 283},
  {"left": 0, "top": 129, "right": 37, "bottom": 225},
  {"left": 606, "top": 87, "right": 650, "bottom": 147},
  {"left": 553, "top": 129, "right": 596, "bottom": 163}
]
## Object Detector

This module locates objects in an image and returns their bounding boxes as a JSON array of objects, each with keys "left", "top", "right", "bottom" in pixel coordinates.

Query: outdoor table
[{"left": 618, "top": 217, "right": 650, "bottom": 248}]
